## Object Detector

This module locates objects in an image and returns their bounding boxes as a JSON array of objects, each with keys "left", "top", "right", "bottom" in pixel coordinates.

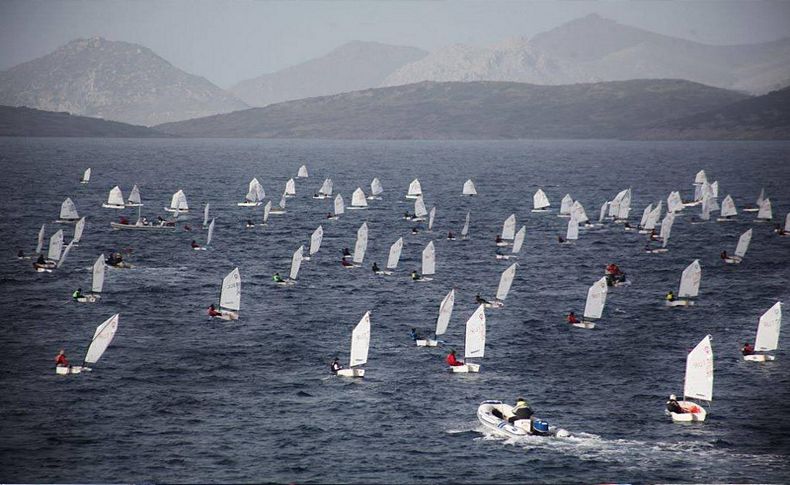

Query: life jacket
[
  {"left": 72, "top": 290, "right": 81, "bottom": 299},
  {"left": 55, "top": 354, "right": 68, "bottom": 366},
  {"left": 446, "top": 353, "right": 462, "bottom": 366}
]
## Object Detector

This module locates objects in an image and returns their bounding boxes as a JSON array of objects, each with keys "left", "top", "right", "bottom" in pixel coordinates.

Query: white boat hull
[
  {"left": 111, "top": 222, "right": 174, "bottom": 231},
  {"left": 56, "top": 365, "right": 88, "bottom": 375},
  {"left": 477, "top": 401, "right": 569, "bottom": 438},
  {"left": 405, "top": 195, "right": 420, "bottom": 199},
  {"left": 451, "top": 363, "right": 480, "bottom": 373},
  {"left": 164, "top": 208, "right": 188, "bottom": 213},
  {"left": 666, "top": 300, "right": 694, "bottom": 307},
  {"left": 743, "top": 354, "right": 775, "bottom": 362},
  {"left": 102, "top": 203, "right": 126, "bottom": 209},
  {"left": 414, "top": 277, "right": 434, "bottom": 282},
  {"left": 571, "top": 321, "right": 595, "bottom": 329},
  {"left": 670, "top": 401, "right": 707, "bottom": 422},
  {"left": 76, "top": 294, "right": 100, "bottom": 303},
  {"left": 337, "top": 368, "right": 365, "bottom": 378},
  {"left": 415, "top": 339, "right": 438, "bottom": 347},
  {"left": 724, "top": 257, "right": 742, "bottom": 264},
  {"left": 646, "top": 248, "right": 669, "bottom": 253},
  {"left": 237, "top": 202, "right": 261, "bottom": 207},
  {"left": 742, "top": 208, "right": 759, "bottom": 212},
  {"left": 348, "top": 206, "right": 367, "bottom": 210},
  {"left": 218, "top": 311, "right": 239, "bottom": 321},
  {"left": 483, "top": 300, "right": 504, "bottom": 309},
  {"left": 716, "top": 218, "right": 736, "bottom": 222},
  {"left": 531, "top": 208, "right": 550, "bottom": 213}
]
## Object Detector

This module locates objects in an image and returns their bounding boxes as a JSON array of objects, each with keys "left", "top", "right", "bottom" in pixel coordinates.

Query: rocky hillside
[{"left": 0, "top": 105, "right": 167, "bottom": 137}]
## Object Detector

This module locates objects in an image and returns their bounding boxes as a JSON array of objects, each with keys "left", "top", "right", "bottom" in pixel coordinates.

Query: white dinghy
[
  {"left": 666, "top": 260, "right": 701, "bottom": 307},
  {"left": 744, "top": 302, "right": 782, "bottom": 362},
  {"left": 756, "top": 198, "right": 772, "bottom": 221},
  {"left": 723, "top": 228, "right": 752, "bottom": 264},
  {"left": 262, "top": 201, "right": 272, "bottom": 225},
  {"left": 285, "top": 178, "right": 296, "bottom": 197},
  {"left": 428, "top": 207, "right": 436, "bottom": 231},
  {"left": 297, "top": 165, "right": 309, "bottom": 178},
  {"left": 279, "top": 246, "right": 304, "bottom": 285},
  {"left": 743, "top": 188, "right": 765, "bottom": 212},
  {"left": 477, "top": 401, "right": 570, "bottom": 438},
  {"left": 780, "top": 213, "right": 790, "bottom": 236},
  {"left": 559, "top": 194, "right": 574, "bottom": 218},
  {"left": 269, "top": 192, "right": 287, "bottom": 215},
  {"left": 35, "top": 230, "right": 64, "bottom": 272},
  {"left": 126, "top": 185, "right": 143, "bottom": 207},
  {"left": 598, "top": 201, "right": 609, "bottom": 224},
  {"left": 314, "top": 178, "right": 333, "bottom": 199},
  {"left": 80, "top": 168, "right": 91, "bottom": 184},
  {"left": 35, "top": 223, "right": 46, "bottom": 254},
  {"left": 102, "top": 186, "right": 126, "bottom": 209},
  {"left": 213, "top": 268, "right": 241, "bottom": 320},
  {"left": 462, "top": 179, "right": 477, "bottom": 196},
  {"left": 56, "top": 314, "right": 119, "bottom": 375},
  {"left": 485, "top": 263, "right": 517, "bottom": 308},
  {"left": 571, "top": 201, "right": 591, "bottom": 228},
  {"left": 694, "top": 170, "right": 707, "bottom": 185},
  {"left": 647, "top": 213, "right": 674, "bottom": 253},
  {"left": 336, "top": 311, "right": 371, "bottom": 378},
  {"left": 377, "top": 237, "right": 403, "bottom": 275},
  {"left": 72, "top": 217, "right": 86, "bottom": 244},
  {"left": 615, "top": 189, "right": 632, "bottom": 222},
  {"left": 329, "top": 194, "right": 344, "bottom": 220},
  {"left": 532, "top": 189, "right": 550, "bottom": 212},
  {"left": 368, "top": 178, "right": 383, "bottom": 200},
  {"left": 194, "top": 218, "right": 215, "bottom": 250},
  {"left": 350, "top": 223, "right": 368, "bottom": 268},
  {"left": 349, "top": 188, "right": 368, "bottom": 209},
  {"left": 572, "top": 277, "right": 607, "bottom": 329},
  {"left": 562, "top": 215, "right": 579, "bottom": 244},
  {"left": 451, "top": 305, "right": 486, "bottom": 373},
  {"left": 668, "top": 335, "right": 713, "bottom": 422},
  {"left": 239, "top": 178, "right": 265, "bottom": 207},
  {"left": 166, "top": 190, "right": 189, "bottom": 213},
  {"left": 58, "top": 198, "right": 80, "bottom": 223},
  {"left": 416, "top": 289, "right": 455, "bottom": 347},
  {"left": 717, "top": 195, "right": 737, "bottom": 221},
  {"left": 639, "top": 202, "right": 662, "bottom": 234},
  {"left": 461, "top": 211, "right": 471, "bottom": 240},
  {"left": 411, "top": 195, "right": 428, "bottom": 222},
  {"left": 417, "top": 241, "right": 435, "bottom": 281},
  {"left": 406, "top": 179, "right": 422, "bottom": 199},
  {"left": 76, "top": 255, "right": 106, "bottom": 303},
  {"left": 499, "top": 214, "right": 516, "bottom": 246},
  {"left": 304, "top": 225, "right": 323, "bottom": 261},
  {"left": 667, "top": 191, "right": 684, "bottom": 214},
  {"left": 497, "top": 226, "right": 524, "bottom": 260}
]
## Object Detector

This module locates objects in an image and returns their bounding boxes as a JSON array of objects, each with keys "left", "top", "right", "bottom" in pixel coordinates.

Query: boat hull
[
  {"left": 477, "top": 401, "right": 568, "bottom": 438},
  {"left": 102, "top": 203, "right": 126, "bottom": 209},
  {"left": 670, "top": 401, "right": 707, "bottom": 422},
  {"left": 111, "top": 222, "right": 174, "bottom": 231},
  {"left": 571, "top": 321, "right": 595, "bottom": 329},
  {"left": 237, "top": 202, "right": 261, "bottom": 207},
  {"left": 744, "top": 354, "right": 775, "bottom": 362},
  {"left": 451, "top": 363, "right": 480, "bottom": 373},
  {"left": 337, "top": 368, "right": 364, "bottom": 378},
  {"left": 415, "top": 339, "right": 438, "bottom": 347},
  {"left": 666, "top": 300, "right": 694, "bottom": 307},
  {"left": 56, "top": 365, "right": 88, "bottom": 375},
  {"left": 76, "top": 294, "right": 100, "bottom": 303}
]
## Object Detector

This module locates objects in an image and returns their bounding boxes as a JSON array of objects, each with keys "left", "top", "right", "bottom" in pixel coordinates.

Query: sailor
[
  {"left": 650, "top": 229, "right": 659, "bottom": 240},
  {"left": 411, "top": 227, "right": 418, "bottom": 235},
  {"left": 330, "top": 357, "right": 343, "bottom": 374},
  {"left": 119, "top": 216, "right": 129, "bottom": 225},
  {"left": 508, "top": 397, "right": 534, "bottom": 424},
  {"left": 666, "top": 394, "right": 684, "bottom": 414},
  {"left": 55, "top": 349, "right": 69, "bottom": 368},
  {"left": 447, "top": 231, "right": 455, "bottom": 240},
  {"left": 342, "top": 248, "right": 351, "bottom": 258},
  {"left": 446, "top": 349, "right": 464, "bottom": 367},
  {"left": 720, "top": 250, "right": 728, "bottom": 260},
  {"left": 246, "top": 220, "right": 255, "bottom": 228},
  {"left": 666, "top": 290, "right": 675, "bottom": 302},
  {"left": 495, "top": 235, "right": 503, "bottom": 244},
  {"left": 558, "top": 235, "right": 565, "bottom": 244},
  {"left": 72, "top": 288, "right": 83, "bottom": 301},
  {"left": 411, "top": 270, "right": 421, "bottom": 281},
  {"left": 36, "top": 254, "right": 46, "bottom": 265},
  {"left": 17, "top": 249, "right": 24, "bottom": 258},
  {"left": 191, "top": 240, "right": 200, "bottom": 249},
  {"left": 567, "top": 312, "right": 580, "bottom": 324},
  {"left": 403, "top": 211, "right": 411, "bottom": 219},
  {"left": 372, "top": 262, "right": 380, "bottom": 273},
  {"left": 624, "top": 222, "right": 632, "bottom": 230},
  {"left": 409, "top": 328, "right": 421, "bottom": 341},
  {"left": 475, "top": 294, "right": 489, "bottom": 305},
  {"left": 741, "top": 342, "right": 755, "bottom": 356},
  {"left": 326, "top": 212, "right": 334, "bottom": 219},
  {"left": 106, "top": 252, "right": 123, "bottom": 266},
  {"left": 272, "top": 272, "right": 285, "bottom": 283},
  {"left": 207, "top": 304, "right": 222, "bottom": 317}
]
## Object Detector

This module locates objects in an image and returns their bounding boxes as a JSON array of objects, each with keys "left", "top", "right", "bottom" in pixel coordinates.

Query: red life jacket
[
  {"left": 55, "top": 354, "right": 69, "bottom": 366},
  {"left": 446, "top": 353, "right": 463, "bottom": 366}
]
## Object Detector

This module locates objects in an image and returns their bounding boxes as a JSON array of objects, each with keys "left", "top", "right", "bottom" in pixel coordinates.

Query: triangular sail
[
  {"left": 462, "top": 179, "right": 477, "bottom": 195},
  {"left": 203, "top": 203, "right": 210, "bottom": 227},
  {"left": 73, "top": 217, "right": 86, "bottom": 243},
  {"left": 734, "top": 229, "right": 752, "bottom": 258},
  {"left": 428, "top": 207, "right": 436, "bottom": 230},
  {"left": 583, "top": 277, "right": 608, "bottom": 320},
  {"left": 408, "top": 179, "right": 422, "bottom": 196},
  {"left": 107, "top": 186, "right": 125, "bottom": 206},
  {"left": 370, "top": 178, "right": 383, "bottom": 196},
  {"left": 512, "top": 226, "right": 526, "bottom": 254},
  {"left": 639, "top": 204, "right": 653, "bottom": 228},
  {"left": 57, "top": 241, "right": 74, "bottom": 268},
  {"left": 353, "top": 223, "right": 368, "bottom": 264},
  {"left": 721, "top": 195, "right": 737, "bottom": 217},
  {"left": 710, "top": 181, "right": 719, "bottom": 198},
  {"left": 206, "top": 219, "right": 215, "bottom": 246},
  {"left": 334, "top": 194, "right": 345, "bottom": 215},
  {"left": 755, "top": 302, "right": 782, "bottom": 352},
  {"left": 667, "top": 191, "right": 683, "bottom": 213},
  {"left": 92, "top": 254, "right": 105, "bottom": 294},
  {"left": 170, "top": 190, "right": 188, "bottom": 210},
  {"left": 566, "top": 215, "right": 579, "bottom": 240},
  {"left": 684, "top": 335, "right": 713, "bottom": 402},
  {"left": 83, "top": 314, "right": 119, "bottom": 365},
  {"left": 464, "top": 305, "right": 486, "bottom": 359},
  {"left": 422, "top": 241, "right": 435, "bottom": 275},
  {"left": 246, "top": 178, "right": 265, "bottom": 202},
  {"left": 645, "top": 203, "right": 662, "bottom": 230},
  {"left": 349, "top": 312, "right": 371, "bottom": 367},
  {"left": 694, "top": 170, "right": 707, "bottom": 185},
  {"left": 128, "top": 185, "right": 141, "bottom": 205},
  {"left": 290, "top": 246, "right": 304, "bottom": 280},
  {"left": 48, "top": 230, "right": 64, "bottom": 261},
  {"left": 678, "top": 260, "right": 702, "bottom": 298},
  {"left": 263, "top": 201, "right": 272, "bottom": 222},
  {"left": 501, "top": 214, "right": 516, "bottom": 240},
  {"left": 285, "top": 178, "right": 296, "bottom": 196},
  {"left": 352, "top": 188, "right": 367, "bottom": 207},
  {"left": 496, "top": 263, "right": 517, "bottom": 301},
  {"left": 598, "top": 202, "right": 608, "bottom": 222},
  {"left": 278, "top": 192, "right": 286, "bottom": 209},
  {"left": 617, "top": 189, "right": 632, "bottom": 220},
  {"left": 36, "top": 224, "right": 45, "bottom": 253},
  {"left": 785, "top": 212, "right": 790, "bottom": 232},
  {"left": 319, "top": 178, "right": 333, "bottom": 196},
  {"left": 756, "top": 188, "right": 765, "bottom": 206},
  {"left": 414, "top": 196, "right": 428, "bottom": 217},
  {"left": 757, "top": 198, "right": 772, "bottom": 220},
  {"left": 310, "top": 226, "right": 323, "bottom": 256},
  {"left": 60, "top": 198, "right": 79, "bottom": 220},
  {"left": 435, "top": 289, "right": 455, "bottom": 336},
  {"left": 533, "top": 189, "right": 550, "bottom": 210},
  {"left": 461, "top": 211, "right": 470, "bottom": 237},
  {"left": 297, "top": 165, "right": 308, "bottom": 178},
  {"left": 81, "top": 168, "right": 91, "bottom": 182},
  {"left": 560, "top": 194, "right": 573, "bottom": 215},
  {"left": 220, "top": 268, "right": 241, "bottom": 312},
  {"left": 571, "top": 201, "right": 589, "bottom": 224},
  {"left": 700, "top": 196, "right": 712, "bottom": 221},
  {"left": 387, "top": 237, "right": 403, "bottom": 269}
]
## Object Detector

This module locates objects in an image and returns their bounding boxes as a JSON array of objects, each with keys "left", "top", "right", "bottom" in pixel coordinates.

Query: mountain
[
  {"left": 383, "top": 14, "right": 790, "bottom": 94},
  {"left": 0, "top": 38, "right": 247, "bottom": 126},
  {"left": 155, "top": 79, "right": 748, "bottom": 139},
  {"left": 230, "top": 41, "right": 428, "bottom": 107},
  {"left": 635, "top": 86, "right": 790, "bottom": 140},
  {"left": 0, "top": 105, "right": 167, "bottom": 137}
]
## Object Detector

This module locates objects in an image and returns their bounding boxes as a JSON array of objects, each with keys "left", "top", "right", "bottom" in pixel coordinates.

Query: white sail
[
  {"left": 353, "top": 223, "right": 368, "bottom": 264},
  {"left": 285, "top": 178, "right": 296, "bottom": 196},
  {"left": 598, "top": 202, "right": 608, "bottom": 222},
  {"left": 464, "top": 305, "right": 486, "bottom": 359},
  {"left": 84, "top": 314, "right": 119, "bottom": 365},
  {"left": 203, "top": 203, "right": 210, "bottom": 227},
  {"left": 533, "top": 189, "right": 550, "bottom": 210},
  {"left": 566, "top": 215, "right": 579, "bottom": 240},
  {"left": 571, "top": 201, "right": 589, "bottom": 224},
  {"left": 297, "top": 165, "right": 308, "bottom": 178},
  {"left": 278, "top": 192, "right": 287, "bottom": 209},
  {"left": 60, "top": 198, "right": 79, "bottom": 220},
  {"left": 57, "top": 241, "right": 74, "bottom": 268},
  {"left": 660, "top": 213, "right": 674, "bottom": 247},
  {"left": 422, "top": 241, "right": 435, "bottom": 275},
  {"left": 351, "top": 188, "right": 367, "bottom": 207},
  {"left": 290, "top": 246, "right": 304, "bottom": 280},
  {"left": 48, "top": 230, "right": 64, "bottom": 261},
  {"left": 684, "top": 335, "right": 713, "bottom": 402},
  {"left": 107, "top": 186, "right": 125, "bottom": 206},
  {"left": 318, "top": 178, "right": 333, "bottom": 196},
  {"left": 755, "top": 302, "right": 782, "bottom": 352},
  {"left": 128, "top": 185, "right": 141, "bottom": 205},
  {"left": 462, "top": 179, "right": 477, "bottom": 196},
  {"left": 639, "top": 204, "right": 653, "bottom": 228},
  {"left": 408, "top": 179, "right": 422, "bottom": 197},
  {"left": 756, "top": 188, "right": 765, "bottom": 206},
  {"left": 496, "top": 263, "right": 517, "bottom": 301},
  {"left": 700, "top": 196, "right": 712, "bottom": 221},
  {"left": 334, "top": 194, "right": 345, "bottom": 216},
  {"left": 435, "top": 289, "right": 455, "bottom": 336},
  {"left": 349, "top": 312, "right": 371, "bottom": 367},
  {"left": 310, "top": 225, "right": 323, "bottom": 256},
  {"left": 92, "top": 254, "right": 105, "bottom": 293},
  {"left": 617, "top": 189, "right": 632, "bottom": 220},
  {"left": 428, "top": 207, "right": 436, "bottom": 230},
  {"left": 220, "top": 268, "right": 241, "bottom": 312},
  {"left": 206, "top": 218, "right": 215, "bottom": 246},
  {"left": 36, "top": 224, "right": 46, "bottom": 253},
  {"left": 170, "top": 190, "right": 188, "bottom": 211},
  {"left": 560, "top": 194, "right": 574, "bottom": 215},
  {"left": 710, "top": 181, "right": 719, "bottom": 198},
  {"left": 81, "top": 168, "right": 91, "bottom": 183},
  {"left": 720, "top": 195, "right": 737, "bottom": 217},
  {"left": 609, "top": 189, "right": 628, "bottom": 217},
  {"left": 501, "top": 214, "right": 516, "bottom": 240},
  {"left": 370, "top": 177, "right": 383, "bottom": 196},
  {"left": 678, "top": 259, "right": 702, "bottom": 298},
  {"left": 667, "top": 191, "right": 683, "bottom": 213},
  {"left": 757, "top": 198, "right": 772, "bottom": 220},
  {"left": 645, "top": 203, "right": 662, "bottom": 230},
  {"left": 387, "top": 237, "right": 403, "bottom": 269},
  {"left": 73, "top": 217, "right": 86, "bottom": 243},
  {"left": 414, "top": 196, "right": 428, "bottom": 217},
  {"left": 734, "top": 229, "right": 752, "bottom": 258},
  {"left": 461, "top": 211, "right": 470, "bottom": 237},
  {"left": 583, "top": 277, "right": 608, "bottom": 320},
  {"left": 694, "top": 170, "right": 707, "bottom": 185},
  {"left": 708, "top": 195, "right": 720, "bottom": 212},
  {"left": 785, "top": 212, "right": 790, "bottom": 232},
  {"left": 263, "top": 201, "right": 272, "bottom": 222},
  {"left": 246, "top": 178, "right": 265, "bottom": 202},
  {"left": 512, "top": 226, "right": 526, "bottom": 254}
]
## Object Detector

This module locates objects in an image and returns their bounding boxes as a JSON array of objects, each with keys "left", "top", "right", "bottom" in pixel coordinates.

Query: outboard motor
[{"left": 531, "top": 419, "right": 551, "bottom": 436}]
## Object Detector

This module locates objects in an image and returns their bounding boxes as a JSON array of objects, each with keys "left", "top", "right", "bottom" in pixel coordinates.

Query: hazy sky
[{"left": 2, "top": 0, "right": 790, "bottom": 88}]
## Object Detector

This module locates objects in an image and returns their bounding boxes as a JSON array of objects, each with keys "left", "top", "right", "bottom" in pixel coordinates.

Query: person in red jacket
[
  {"left": 741, "top": 342, "right": 755, "bottom": 356},
  {"left": 567, "top": 312, "right": 580, "bottom": 324},
  {"left": 207, "top": 304, "right": 222, "bottom": 318},
  {"left": 55, "top": 349, "right": 69, "bottom": 367},
  {"left": 446, "top": 349, "right": 464, "bottom": 366}
]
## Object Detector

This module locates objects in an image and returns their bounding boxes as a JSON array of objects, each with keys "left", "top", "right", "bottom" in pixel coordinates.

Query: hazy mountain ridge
[
  {"left": 0, "top": 105, "right": 168, "bottom": 137},
  {"left": 0, "top": 37, "right": 247, "bottom": 126}
]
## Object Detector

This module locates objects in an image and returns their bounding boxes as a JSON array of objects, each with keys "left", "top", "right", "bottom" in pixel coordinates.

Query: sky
[{"left": 1, "top": 0, "right": 790, "bottom": 88}]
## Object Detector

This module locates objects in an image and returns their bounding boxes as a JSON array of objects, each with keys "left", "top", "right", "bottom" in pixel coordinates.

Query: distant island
[{"left": 0, "top": 105, "right": 167, "bottom": 137}]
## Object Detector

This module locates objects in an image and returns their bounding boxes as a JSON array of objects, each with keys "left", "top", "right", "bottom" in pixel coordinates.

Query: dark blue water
[{"left": 1, "top": 138, "right": 788, "bottom": 483}]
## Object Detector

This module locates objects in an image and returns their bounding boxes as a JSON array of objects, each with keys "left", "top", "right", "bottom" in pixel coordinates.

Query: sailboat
[
  {"left": 102, "top": 186, "right": 126, "bottom": 209},
  {"left": 76, "top": 255, "right": 106, "bottom": 303},
  {"left": 647, "top": 213, "right": 674, "bottom": 253},
  {"left": 57, "top": 198, "right": 80, "bottom": 223},
  {"left": 562, "top": 215, "right": 579, "bottom": 244},
  {"left": 640, "top": 202, "right": 662, "bottom": 234},
  {"left": 350, "top": 223, "right": 368, "bottom": 268},
  {"left": 35, "top": 223, "right": 46, "bottom": 254},
  {"left": 451, "top": 305, "right": 486, "bottom": 373},
  {"left": 694, "top": 170, "right": 707, "bottom": 185},
  {"left": 410, "top": 195, "right": 428, "bottom": 221},
  {"left": 56, "top": 314, "right": 119, "bottom": 375},
  {"left": 499, "top": 214, "right": 516, "bottom": 245},
  {"left": 744, "top": 302, "right": 782, "bottom": 362},
  {"left": 598, "top": 201, "right": 609, "bottom": 224},
  {"left": 755, "top": 198, "right": 772, "bottom": 221},
  {"left": 165, "top": 190, "right": 189, "bottom": 213},
  {"left": 285, "top": 178, "right": 296, "bottom": 197},
  {"left": 668, "top": 335, "right": 713, "bottom": 422},
  {"left": 723, "top": 228, "right": 752, "bottom": 264},
  {"left": 377, "top": 237, "right": 403, "bottom": 275},
  {"left": 571, "top": 201, "right": 591, "bottom": 228},
  {"left": 336, "top": 311, "right": 371, "bottom": 378},
  {"left": 72, "top": 217, "right": 86, "bottom": 244},
  {"left": 667, "top": 191, "right": 684, "bottom": 213},
  {"left": 313, "top": 178, "right": 333, "bottom": 199},
  {"left": 80, "top": 168, "right": 91, "bottom": 184},
  {"left": 638, "top": 204, "right": 654, "bottom": 230},
  {"left": 194, "top": 219, "right": 215, "bottom": 250},
  {"left": 213, "top": 268, "right": 241, "bottom": 320},
  {"left": 368, "top": 178, "right": 383, "bottom": 200},
  {"left": 461, "top": 211, "right": 471, "bottom": 240},
  {"left": 349, "top": 188, "right": 368, "bottom": 209},
  {"left": 532, "top": 189, "right": 550, "bottom": 212},
  {"left": 497, "top": 226, "right": 525, "bottom": 260},
  {"left": 416, "top": 289, "right": 455, "bottom": 347},
  {"left": 126, "top": 185, "right": 143, "bottom": 207},
  {"left": 278, "top": 246, "right": 304, "bottom": 285},
  {"left": 666, "top": 260, "right": 701, "bottom": 307},
  {"left": 485, "top": 263, "right": 517, "bottom": 308},
  {"left": 268, "top": 192, "right": 287, "bottom": 215},
  {"left": 239, "top": 178, "right": 265, "bottom": 207},
  {"left": 406, "top": 179, "right": 422, "bottom": 199},
  {"left": 35, "top": 230, "right": 63, "bottom": 272},
  {"left": 462, "top": 179, "right": 477, "bottom": 196},
  {"left": 328, "top": 194, "right": 344, "bottom": 220},
  {"left": 304, "top": 225, "right": 323, "bottom": 261},
  {"left": 428, "top": 207, "right": 436, "bottom": 231},
  {"left": 559, "top": 194, "right": 573, "bottom": 217},
  {"left": 203, "top": 203, "right": 210, "bottom": 228},
  {"left": 780, "top": 213, "right": 790, "bottom": 236},
  {"left": 297, "top": 165, "right": 309, "bottom": 178},
  {"left": 572, "top": 277, "right": 607, "bottom": 329},
  {"left": 615, "top": 189, "right": 632, "bottom": 222},
  {"left": 743, "top": 188, "right": 765, "bottom": 212},
  {"left": 56, "top": 241, "right": 74, "bottom": 269},
  {"left": 416, "top": 241, "right": 435, "bottom": 281},
  {"left": 717, "top": 195, "right": 737, "bottom": 221},
  {"left": 262, "top": 201, "right": 272, "bottom": 225}
]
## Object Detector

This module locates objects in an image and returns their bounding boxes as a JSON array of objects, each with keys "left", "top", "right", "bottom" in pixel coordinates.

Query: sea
[{"left": 0, "top": 137, "right": 788, "bottom": 483}]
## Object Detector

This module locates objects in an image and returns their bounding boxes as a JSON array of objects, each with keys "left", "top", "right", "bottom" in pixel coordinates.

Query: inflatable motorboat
[{"left": 477, "top": 400, "right": 569, "bottom": 438}]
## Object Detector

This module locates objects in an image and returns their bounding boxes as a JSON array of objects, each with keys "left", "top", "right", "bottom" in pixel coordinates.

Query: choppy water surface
[{"left": 1, "top": 138, "right": 789, "bottom": 483}]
